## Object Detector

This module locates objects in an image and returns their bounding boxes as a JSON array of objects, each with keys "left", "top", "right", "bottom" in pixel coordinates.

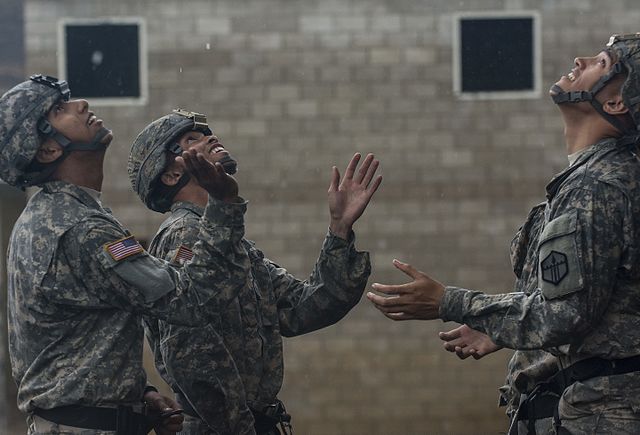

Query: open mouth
[
  {"left": 211, "top": 145, "right": 226, "bottom": 154},
  {"left": 87, "top": 112, "right": 98, "bottom": 126}
]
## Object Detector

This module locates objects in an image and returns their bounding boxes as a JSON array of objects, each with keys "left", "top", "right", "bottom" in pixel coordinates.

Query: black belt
[
  {"left": 510, "top": 355, "right": 640, "bottom": 434},
  {"left": 33, "top": 405, "right": 151, "bottom": 434},
  {"left": 251, "top": 399, "right": 293, "bottom": 435},
  {"left": 175, "top": 391, "right": 198, "bottom": 418}
]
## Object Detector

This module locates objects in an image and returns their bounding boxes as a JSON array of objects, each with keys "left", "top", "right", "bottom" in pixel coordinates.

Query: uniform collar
[
  {"left": 40, "top": 180, "right": 103, "bottom": 210},
  {"left": 170, "top": 200, "right": 204, "bottom": 217},
  {"left": 546, "top": 137, "right": 626, "bottom": 200}
]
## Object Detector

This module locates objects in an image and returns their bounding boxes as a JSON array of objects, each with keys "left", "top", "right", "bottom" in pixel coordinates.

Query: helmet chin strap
[
  {"left": 551, "top": 62, "right": 633, "bottom": 135},
  {"left": 37, "top": 118, "right": 110, "bottom": 152},
  {"left": 18, "top": 121, "right": 111, "bottom": 186}
]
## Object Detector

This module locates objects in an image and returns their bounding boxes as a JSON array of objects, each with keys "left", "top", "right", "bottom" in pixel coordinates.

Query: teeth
[
  {"left": 567, "top": 72, "right": 576, "bottom": 82},
  {"left": 213, "top": 146, "right": 224, "bottom": 153}
]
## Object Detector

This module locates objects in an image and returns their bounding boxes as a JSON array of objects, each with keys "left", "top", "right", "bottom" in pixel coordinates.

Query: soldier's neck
[
  {"left": 50, "top": 151, "right": 105, "bottom": 191},
  {"left": 172, "top": 184, "right": 208, "bottom": 208},
  {"left": 561, "top": 109, "right": 620, "bottom": 155}
]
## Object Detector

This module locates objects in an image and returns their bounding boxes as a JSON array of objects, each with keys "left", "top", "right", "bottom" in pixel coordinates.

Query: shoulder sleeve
[
  {"left": 440, "top": 181, "right": 626, "bottom": 349},
  {"left": 58, "top": 215, "right": 178, "bottom": 307},
  {"left": 269, "top": 230, "right": 371, "bottom": 337}
]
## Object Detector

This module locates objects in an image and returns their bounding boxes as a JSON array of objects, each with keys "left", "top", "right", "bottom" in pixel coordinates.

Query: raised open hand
[
  {"left": 328, "top": 153, "right": 382, "bottom": 239},
  {"left": 177, "top": 148, "right": 239, "bottom": 202}
]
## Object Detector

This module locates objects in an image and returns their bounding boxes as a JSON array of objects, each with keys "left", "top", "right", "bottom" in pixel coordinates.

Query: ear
[
  {"left": 35, "top": 139, "right": 64, "bottom": 164},
  {"left": 602, "top": 94, "right": 629, "bottom": 116},
  {"left": 160, "top": 168, "right": 184, "bottom": 187}
]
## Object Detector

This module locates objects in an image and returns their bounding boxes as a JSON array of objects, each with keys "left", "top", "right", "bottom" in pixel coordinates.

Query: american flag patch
[
  {"left": 104, "top": 236, "right": 144, "bottom": 261},
  {"left": 172, "top": 245, "right": 194, "bottom": 264}
]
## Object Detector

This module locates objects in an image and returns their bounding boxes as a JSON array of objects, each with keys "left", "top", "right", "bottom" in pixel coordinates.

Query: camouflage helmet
[
  {"left": 128, "top": 109, "right": 212, "bottom": 213},
  {"left": 606, "top": 33, "right": 640, "bottom": 131},
  {"left": 551, "top": 33, "right": 640, "bottom": 135},
  {"left": 0, "top": 75, "right": 70, "bottom": 187}
]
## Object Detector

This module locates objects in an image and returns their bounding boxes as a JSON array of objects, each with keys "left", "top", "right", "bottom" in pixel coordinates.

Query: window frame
[
  {"left": 452, "top": 10, "right": 542, "bottom": 101},
  {"left": 57, "top": 17, "right": 148, "bottom": 106}
]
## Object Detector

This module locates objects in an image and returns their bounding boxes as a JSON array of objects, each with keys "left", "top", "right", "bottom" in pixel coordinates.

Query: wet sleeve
[
  {"left": 56, "top": 196, "right": 252, "bottom": 325},
  {"left": 439, "top": 182, "right": 625, "bottom": 349},
  {"left": 269, "top": 230, "right": 371, "bottom": 337}
]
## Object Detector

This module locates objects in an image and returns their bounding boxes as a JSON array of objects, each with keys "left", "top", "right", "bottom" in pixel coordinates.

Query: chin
[{"left": 101, "top": 131, "right": 114, "bottom": 148}]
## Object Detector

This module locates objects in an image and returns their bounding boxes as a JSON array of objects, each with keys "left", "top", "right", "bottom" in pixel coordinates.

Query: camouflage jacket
[
  {"left": 440, "top": 138, "right": 640, "bottom": 407},
  {"left": 145, "top": 201, "right": 371, "bottom": 433},
  {"left": 7, "top": 181, "right": 252, "bottom": 413}
]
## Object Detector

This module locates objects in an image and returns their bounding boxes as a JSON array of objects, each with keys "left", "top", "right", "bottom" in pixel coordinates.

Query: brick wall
[{"left": 19, "top": 0, "right": 640, "bottom": 433}]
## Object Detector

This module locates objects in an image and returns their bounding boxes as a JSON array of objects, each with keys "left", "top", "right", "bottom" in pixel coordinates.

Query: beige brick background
[{"left": 2, "top": 0, "right": 640, "bottom": 433}]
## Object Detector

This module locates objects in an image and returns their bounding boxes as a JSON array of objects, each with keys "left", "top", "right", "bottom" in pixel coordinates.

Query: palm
[
  {"left": 328, "top": 153, "right": 382, "bottom": 238},
  {"left": 179, "top": 149, "right": 238, "bottom": 201}
]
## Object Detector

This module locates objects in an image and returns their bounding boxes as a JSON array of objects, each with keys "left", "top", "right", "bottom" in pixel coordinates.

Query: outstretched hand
[
  {"left": 367, "top": 259, "right": 445, "bottom": 320},
  {"left": 439, "top": 324, "right": 502, "bottom": 360},
  {"left": 328, "top": 153, "right": 382, "bottom": 239},
  {"left": 177, "top": 148, "right": 239, "bottom": 202}
]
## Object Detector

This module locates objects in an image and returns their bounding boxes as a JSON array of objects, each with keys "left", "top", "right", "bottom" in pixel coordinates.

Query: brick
[
  {"left": 195, "top": 17, "right": 231, "bottom": 35},
  {"left": 369, "top": 48, "right": 401, "bottom": 64},
  {"left": 287, "top": 101, "right": 318, "bottom": 118},
  {"left": 267, "top": 84, "right": 299, "bottom": 101},
  {"left": 299, "top": 15, "right": 334, "bottom": 33}
]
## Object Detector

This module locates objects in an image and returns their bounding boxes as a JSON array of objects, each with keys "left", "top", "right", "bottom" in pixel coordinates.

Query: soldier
[
  {"left": 0, "top": 75, "right": 254, "bottom": 434},
  {"left": 368, "top": 34, "right": 640, "bottom": 433},
  {"left": 127, "top": 109, "right": 382, "bottom": 434}
]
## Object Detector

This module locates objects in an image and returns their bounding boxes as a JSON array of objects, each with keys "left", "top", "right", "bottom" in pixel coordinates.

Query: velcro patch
[
  {"left": 104, "top": 236, "right": 144, "bottom": 261},
  {"left": 541, "top": 250, "right": 569, "bottom": 285},
  {"left": 172, "top": 245, "right": 194, "bottom": 265}
]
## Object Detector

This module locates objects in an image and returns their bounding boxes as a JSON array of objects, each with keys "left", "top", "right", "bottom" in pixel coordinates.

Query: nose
[
  {"left": 69, "top": 99, "right": 89, "bottom": 113},
  {"left": 207, "top": 135, "right": 219, "bottom": 144},
  {"left": 574, "top": 57, "right": 585, "bottom": 68}
]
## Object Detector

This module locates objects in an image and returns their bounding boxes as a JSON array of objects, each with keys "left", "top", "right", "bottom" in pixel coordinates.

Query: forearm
[
  {"left": 277, "top": 230, "right": 371, "bottom": 336},
  {"left": 440, "top": 286, "right": 594, "bottom": 349},
  {"left": 181, "top": 196, "right": 252, "bottom": 312}
]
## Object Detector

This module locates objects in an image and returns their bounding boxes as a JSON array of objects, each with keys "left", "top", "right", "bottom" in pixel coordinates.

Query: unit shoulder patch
[{"left": 541, "top": 250, "right": 568, "bottom": 285}]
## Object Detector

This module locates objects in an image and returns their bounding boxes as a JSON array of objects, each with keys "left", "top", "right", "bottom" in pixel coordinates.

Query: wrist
[
  {"left": 329, "top": 220, "right": 351, "bottom": 240},
  {"left": 142, "top": 385, "right": 159, "bottom": 403},
  {"left": 222, "top": 195, "right": 241, "bottom": 204}
]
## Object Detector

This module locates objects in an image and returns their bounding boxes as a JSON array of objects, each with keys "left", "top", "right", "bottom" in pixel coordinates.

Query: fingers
[
  {"left": 367, "top": 174, "right": 383, "bottom": 195},
  {"left": 369, "top": 282, "right": 411, "bottom": 295},
  {"left": 182, "top": 150, "right": 219, "bottom": 182},
  {"left": 392, "top": 259, "right": 422, "bottom": 280},
  {"left": 366, "top": 291, "right": 402, "bottom": 306},
  {"left": 354, "top": 153, "right": 375, "bottom": 184},
  {"left": 343, "top": 153, "right": 361, "bottom": 180},
  {"left": 438, "top": 327, "right": 463, "bottom": 342},
  {"left": 328, "top": 166, "right": 340, "bottom": 192},
  {"left": 455, "top": 346, "right": 473, "bottom": 360},
  {"left": 359, "top": 154, "right": 379, "bottom": 187}
]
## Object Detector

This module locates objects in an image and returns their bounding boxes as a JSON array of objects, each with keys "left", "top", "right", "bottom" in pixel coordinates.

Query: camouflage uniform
[
  {"left": 146, "top": 201, "right": 371, "bottom": 434},
  {"left": 1, "top": 77, "right": 257, "bottom": 433},
  {"left": 7, "top": 181, "right": 253, "bottom": 430},
  {"left": 441, "top": 137, "right": 640, "bottom": 433}
]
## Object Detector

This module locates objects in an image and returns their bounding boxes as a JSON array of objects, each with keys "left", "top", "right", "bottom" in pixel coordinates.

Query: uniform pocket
[{"left": 538, "top": 210, "right": 584, "bottom": 299}]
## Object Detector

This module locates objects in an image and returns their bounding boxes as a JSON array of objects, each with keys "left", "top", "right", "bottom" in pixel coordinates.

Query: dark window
[
  {"left": 64, "top": 23, "right": 140, "bottom": 99},
  {"left": 459, "top": 17, "right": 534, "bottom": 93}
]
